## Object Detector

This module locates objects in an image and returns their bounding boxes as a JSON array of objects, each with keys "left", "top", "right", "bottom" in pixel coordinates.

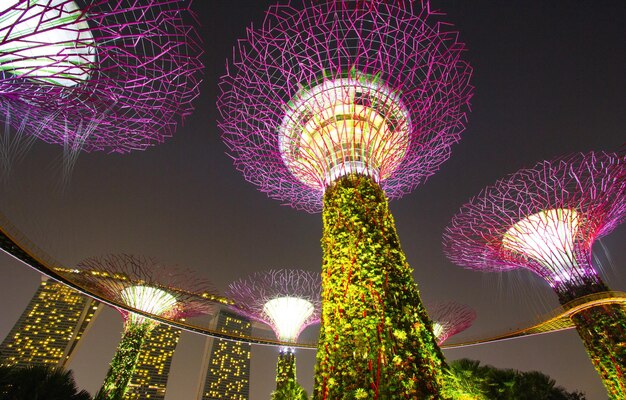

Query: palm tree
[
  {"left": 446, "top": 359, "right": 586, "bottom": 400},
  {"left": 0, "top": 365, "right": 91, "bottom": 400}
]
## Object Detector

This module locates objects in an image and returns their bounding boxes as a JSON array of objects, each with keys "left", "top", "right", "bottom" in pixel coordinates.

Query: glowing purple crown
[
  {"left": 443, "top": 152, "right": 625, "bottom": 293},
  {"left": 67, "top": 254, "right": 215, "bottom": 324},
  {"left": 0, "top": 0, "right": 203, "bottom": 153},
  {"left": 428, "top": 301, "right": 476, "bottom": 345},
  {"left": 227, "top": 269, "right": 321, "bottom": 343},
  {"left": 218, "top": 0, "right": 473, "bottom": 212}
]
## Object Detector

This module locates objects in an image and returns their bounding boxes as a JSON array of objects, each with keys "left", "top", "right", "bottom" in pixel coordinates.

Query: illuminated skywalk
[
  {"left": 1, "top": 211, "right": 624, "bottom": 350},
  {"left": 442, "top": 291, "right": 626, "bottom": 349}
]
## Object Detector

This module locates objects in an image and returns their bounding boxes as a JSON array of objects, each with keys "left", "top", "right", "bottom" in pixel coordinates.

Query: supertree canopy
[
  {"left": 0, "top": 0, "right": 203, "bottom": 153},
  {"left": 227, "top": 269, "right": 321, "bottom": 391},
  {"left": 218, "top": 0, "right": 472, "bottom": 212},
  {"left": 443, "top": 151, "right": 626, "bottom": 398},
  {"left": 218, "top": 1, "right": 472, "bottom": 397},
  {"left": 67, "top": 254, "right": 215, "bottom": 400},
  {"left": 428, "top": 302, "right": 476, "bottom": 345}
]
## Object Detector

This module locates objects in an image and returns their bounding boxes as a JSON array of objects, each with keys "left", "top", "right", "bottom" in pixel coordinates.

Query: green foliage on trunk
[
  {"left": 314, "top": 174, "right": 447, "bottom": 399},
  {"left": 271, "top": 381, "right": 309, "bottom": 400},
  {"left": 94, "top": 321, "right": 151, "bottom": 400},
  {"left": 569, "top": 304, "right": 626, "bottom": 399},
  {"left": 276, "top": 351, "right": 297, "bottom": 390}
]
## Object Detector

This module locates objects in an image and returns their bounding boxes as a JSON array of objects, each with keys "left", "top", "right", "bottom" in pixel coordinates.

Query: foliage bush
[
  {"left": 271, "top": 380, "right": 308, "bottom": 400},
  {"left": 442, "top": 359, "right": 587, "bottom": 400}
]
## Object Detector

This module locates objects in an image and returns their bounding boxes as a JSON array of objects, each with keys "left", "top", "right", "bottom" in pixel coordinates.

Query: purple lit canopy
[
  {"left": 218, "top": 0, "right": 473, "bottom": 212},
  {"left": 0, "top": 0, "right": 203, "bottom": 153},
  {"left": 428, "top": 301, "right": 476, "bottom": 345},
  {"left": 62, "top": 254, "right": 216, "bottom": 325},
  {"left": 443, "top": 152, "right": 625, "bottom": 294},
  {"left": 227, "top": 269, "right": 321, "bottom": 343}
]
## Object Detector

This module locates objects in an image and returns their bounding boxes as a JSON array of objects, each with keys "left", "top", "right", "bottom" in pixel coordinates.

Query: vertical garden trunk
[
  {"left": 95, "top": 322, "right": 151, "bottom": 400},
  {"left": 558, "top": 281, "right": 626, "bottom": 400},
  {"left": 276, "top": 350, "right": 297, "bottom": 390},
  {"left": 314, "top": 174, "right": 447, "bottom": 400}
]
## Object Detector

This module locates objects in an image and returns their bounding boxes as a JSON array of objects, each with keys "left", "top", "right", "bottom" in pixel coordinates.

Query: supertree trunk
[
  {"left": 95, "top": 321, "right": 152, "bottom": 400},
  {"left": 315, "top": 174, "right": 447, "bottom": 400},
  {"left": 558, "top": 283, "right": 626, "bottom": 399},
  {"left": 276, "top": 350, "right": 297, "bottom": 391}
]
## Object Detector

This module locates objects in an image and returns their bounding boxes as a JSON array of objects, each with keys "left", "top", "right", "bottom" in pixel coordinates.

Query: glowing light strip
[
  {"left": 0, "top": 0, "right": 95, "bottom": 86},
  {"left": 503, "top": 209, "right": 582, "bottom": 283},
  {"left": 263, "top": 296, "right": 314, "bottom": 342}
]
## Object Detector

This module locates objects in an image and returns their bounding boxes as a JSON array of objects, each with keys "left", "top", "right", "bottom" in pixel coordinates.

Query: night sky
[{"left": 1, "top": 1, "right": 625, "bottom": 399}]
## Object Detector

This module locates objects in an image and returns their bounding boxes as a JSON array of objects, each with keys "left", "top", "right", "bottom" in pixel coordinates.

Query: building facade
[
  {"left": 0, "top": 277, "right": 100, "bottom": 368},
  {"left": 198, "top": 310, "right": 252, "bottom": 400},
  {"left": 126, "top": 323, "right": 181, "bottom": 400}
]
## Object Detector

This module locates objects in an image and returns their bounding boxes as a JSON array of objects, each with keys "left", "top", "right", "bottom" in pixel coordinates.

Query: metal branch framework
[
  {"left": 227, "top": 269, "right": 322, "bottom": 343},
  {"left": 218, "top": 0, "right": 473, "bottom": 212},
  {"left": 228, "top": 269, "right": 321, "bottom": 392},
  {"left": 428, "top": 301, "right": 476, "bottom": 345},
  {"left": 443, "top": 151, "right": 625, "bottom": 296},
  {"left": 65, "top": 254, "right": 216, "bottom": 399},
  {"left": 67, "top": 254, "right": 216, "bottom": 324},
  {"left": 0, "top": 0, "right": 203, "bottom": 153},
  {"left": 443, "top": 151, "right": 626, "bottom": 399}
]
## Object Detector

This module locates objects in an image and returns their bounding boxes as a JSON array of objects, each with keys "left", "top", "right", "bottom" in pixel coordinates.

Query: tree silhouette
[
  {"left": 444, "top": 359, "right": 587, "bottom": 400},
  {"left": 0, "top": 365, "right": 91, "bottom": 400}
]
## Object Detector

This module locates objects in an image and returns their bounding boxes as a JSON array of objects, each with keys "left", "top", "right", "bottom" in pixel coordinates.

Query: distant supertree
[
  {"left": 0, "top": 0, "right": 202, "bottom": 162},
  {"left": 428, "top": 302, "right": 476, "bottom": 345},
  {"left": 443, "top": 151, "right": 626, "bottom": 399},
  {"left": 67, "top": 254, "right": 214, "bottom": 400},
  {"left": 227, "top": 269, "right": 321, "bottom": 392},
  {"left": 218, "top": 1, "right": 473, "bottom": 397}
]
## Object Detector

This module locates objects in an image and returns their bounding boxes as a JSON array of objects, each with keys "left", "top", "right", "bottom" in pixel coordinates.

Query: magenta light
[
  {"left": 0, "top": 0, "right": 203, "bottom": 153},
  {"left": 218, "top": 0, "right": 473, "bottom": 212},
  {"left": 67, "top": 254, "right": 215, "bottom": 323},
  {"left": 428, "top": 301, "right": 476, "bottom": 345},
  {"left": 227, "top": 269, "right": 321, "bottom": 343},
  {"left": 443, "top": 152, "right": 625, "bottom": 297}
]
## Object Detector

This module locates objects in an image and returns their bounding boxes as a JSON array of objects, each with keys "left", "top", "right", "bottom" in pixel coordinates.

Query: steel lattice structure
[
  {"left": 443, "top": 151, "right": 625, "bottom": 298},
  {"left": 69, "top": 254, "right": 215, "bottom": 323},
  {"left": 218, "top": 0, "right": 472, "bottom": 212},
  {"left": 443, "top": 151, "right": 626, "bottom": 399},
  {"left": 227, "top": 269, "right": 321, "bottom": 343},
  {"left": 219, "top": 2, "right": 472, "bottom": 397},
  {"left": 0, "top": 0, "right": 203, "bottom": 153},
  {"left": 227, "top": 269, "right": 321, "bottom": 392},
  {"left": 65, "top": 254, "right": 215, "bottom": 399},
  {"left": 428, "top": 301, "right": 476, "bottom": 345}
]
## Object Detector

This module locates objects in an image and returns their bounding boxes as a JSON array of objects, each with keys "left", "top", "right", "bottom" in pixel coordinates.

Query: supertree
[
  {"left": 217, "top": 1, "right": 473, "bottom": 397},
  {"left": 227, "top": 269, "right": 321, "bottom": 393},
  {"left": 428, "top": 302, "right": 476, "bottom": 345},
  {"left": 443, "top": 151, "right": 626, "bottom": 399},
  {"left": 0, "top": 0, "right": 202, "bottom": 164},
  {"left": 66, "top": 254, "right": 214, "bottom": 400}
]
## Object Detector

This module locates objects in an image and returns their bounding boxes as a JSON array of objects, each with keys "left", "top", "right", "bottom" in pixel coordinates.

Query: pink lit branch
[
  {"left": 443, "top": 152, "right": 625, "bottom": 299},
  {"left": 218, "top": 0, "right": 473, "bottom": 212},
  {"left": 0, "top": 0, "right": 203, "bottom": 153}
]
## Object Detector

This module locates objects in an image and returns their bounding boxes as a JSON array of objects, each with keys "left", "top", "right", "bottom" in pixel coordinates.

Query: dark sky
[{"left": 1, "top": 1, "right": 625, "bottom": 399}]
